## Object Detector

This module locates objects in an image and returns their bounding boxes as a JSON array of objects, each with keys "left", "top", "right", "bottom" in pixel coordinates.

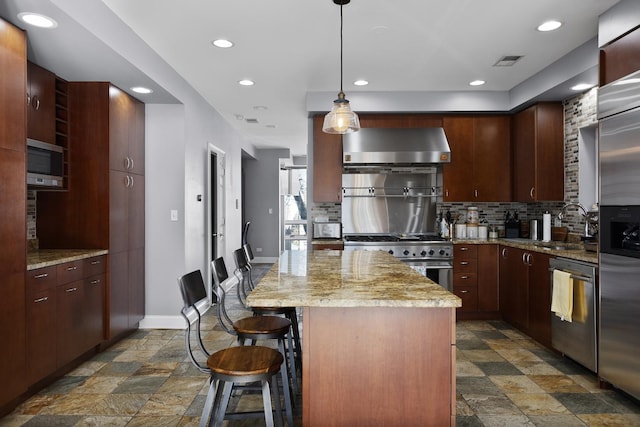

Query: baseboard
[{"left": 139, "top": 298, "right": 213, "bottom": 330}]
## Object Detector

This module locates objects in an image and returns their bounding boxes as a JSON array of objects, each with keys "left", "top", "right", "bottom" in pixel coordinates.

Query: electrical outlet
[
  {"left": 268, "top": 208, "right": 273, "bottom": 215},
  {"left": 256, "top": 247, "right": 263, "bottom": 252},
  {"left": 170, "top": 210, "right": 178, "bottom": 221}
]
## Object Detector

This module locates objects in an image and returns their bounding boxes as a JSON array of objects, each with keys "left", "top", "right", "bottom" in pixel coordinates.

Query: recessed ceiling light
[
  {"left": 238, "top": 79, "right": 254, "bottom": 86},
  {"left": 18, "top": 12, "right": 58, "bottom": 29},
  {"left": 131, "top": 86, "right": 153, "bottom": 94},
  {"left": 571, "top": 83, "right": 595, "bottom": 91},
  {"left": 469, "top": 80, "right": 486, "bottom": 86},
  {"left": 212, "top": 39, "right": 233, "bottom": 48},
  {"left": 354, "top": 80, "right": 368, "bottom": 86},
  {"left": 537, "top": 20, "right": 562, "bottom": 32}
]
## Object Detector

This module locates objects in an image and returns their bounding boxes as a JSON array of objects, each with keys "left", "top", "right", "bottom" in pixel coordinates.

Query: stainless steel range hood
[{"left": 342, "top": 128, "right": 451, "bottom": 165}]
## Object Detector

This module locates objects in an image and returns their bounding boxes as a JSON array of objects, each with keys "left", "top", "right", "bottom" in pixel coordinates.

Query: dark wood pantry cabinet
[
  {"left": 0, "top": 17, "right": 27, "bottom": 410},
  {"left": 37, "top": 82, "right": 145, "bottom": 341},
  {"left": 26, "top": 61, "right": 56, "bottom": 144}
]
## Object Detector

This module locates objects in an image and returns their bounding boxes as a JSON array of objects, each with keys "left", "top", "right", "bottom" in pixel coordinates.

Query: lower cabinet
[
  {"left": 26, "top": 255, "right": 105, "bottom": 385},
  {"left": 453, "top": 243, "right": 499, "bottom": 319},
  {"left": 498, "top": 246, "right": 551, "bottom": 347}
]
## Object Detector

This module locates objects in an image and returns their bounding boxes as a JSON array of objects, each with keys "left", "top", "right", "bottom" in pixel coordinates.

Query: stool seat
[
  {"left": 208, "top": 346, "right": 283, "bottom": 380},
  {"left": 233, "top": 316, "right": 291, "bottom": 337}
]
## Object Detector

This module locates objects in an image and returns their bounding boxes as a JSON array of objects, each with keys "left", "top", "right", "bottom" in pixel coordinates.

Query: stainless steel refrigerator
[{"left": 598, "top": 69, "right": 640, "bottom": 400}]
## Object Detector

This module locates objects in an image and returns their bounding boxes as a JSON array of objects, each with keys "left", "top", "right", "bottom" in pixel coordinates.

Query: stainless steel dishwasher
[{"left": 549, "top": 257, "right": 598, "bottom": 372}]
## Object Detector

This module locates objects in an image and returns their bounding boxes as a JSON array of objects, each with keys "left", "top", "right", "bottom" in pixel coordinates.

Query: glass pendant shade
[{"left": 322, "top": 94, "right": 360, "bottom": 134}]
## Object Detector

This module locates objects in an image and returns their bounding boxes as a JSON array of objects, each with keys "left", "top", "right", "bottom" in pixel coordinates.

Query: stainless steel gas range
[{"left": 343, "top": 233, "right": 453, "bottom": 291}]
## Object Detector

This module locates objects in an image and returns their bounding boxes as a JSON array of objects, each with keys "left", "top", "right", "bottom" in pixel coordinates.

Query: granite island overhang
[{"left": 247, "top": 250, "right": 461, "bottom": 426}]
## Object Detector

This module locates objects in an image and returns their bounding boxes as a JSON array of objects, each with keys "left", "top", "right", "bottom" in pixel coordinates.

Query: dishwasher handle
[{"left": 548, "top": 268, "right": 593, "bottom": 283}]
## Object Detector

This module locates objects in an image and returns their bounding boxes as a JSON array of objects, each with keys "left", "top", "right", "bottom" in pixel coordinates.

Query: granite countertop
[
  {"left": 452, "top": 238, "right": 598, "bottom": 264},
  {"left": 27, "top": 249, "right": 109, "bottom": 271},
  {"left": 246, "top": 249, "right": 461, "bottom": 309}
]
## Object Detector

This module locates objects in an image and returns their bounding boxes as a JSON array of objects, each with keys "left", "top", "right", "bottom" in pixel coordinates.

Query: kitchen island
[{"left": 246, "top": 250, "right": 461, "bottom": 426}]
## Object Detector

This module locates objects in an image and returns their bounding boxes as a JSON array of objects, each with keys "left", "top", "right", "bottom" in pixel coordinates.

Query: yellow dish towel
[{"left": 551, "top": 269, "right": 573, "bottom": 322}]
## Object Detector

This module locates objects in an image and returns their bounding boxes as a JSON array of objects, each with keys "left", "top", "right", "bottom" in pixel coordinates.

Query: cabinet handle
[
  {"left": 124, "top": 175, "right": 132, "bottom": 187},
  {"left": 91, "top": 260, "right": 101, "bottom": 265},
  {"left": 460, "top": 261, "right": 469, "bottom": 265},
  {"left": 65, "top": 287, "right": 78, "bottom": 293},
  {"left": 460, "top": 290, "right": 469, "bottom": 294},
  {"left": 90, "top": 279, "right": 101, "bottom": 285},
  {"left": 526, "top": 253, "right": 533, "bottom": 266},
  {"left": 124, "top": 157, "right": 131, "bottom": 169},
  {"left": 27, "top": 94, "right": 31, "bottom": 105},
  {"left": 66, "top": 266, "right": 77, "bottom": 271},
  {"left": 474, "top": 189, "right": 478, "bottom": 198},
  {"left": 130, "top": 175, "right": 134, "bottom": 188},
  {"left": 530, "top": 187, "right": 535, "bottom": 200},
  {"left": 501, "top": 248, "right": 507, "bottom": 258},
  {"left": 32, "top": 95, "right": 40, "bottom": 110},
  {"left": 33, "top": 296, "right": 49, "bottom": 303},
  {"left": 460, "top": 247, "right": 468, "bottom": 251},
  {"left": 33, "top": 273, "right": 49, "bottom": 279},
  {"left": 445, "top": 189, "right": 449, "bottom": 198},
  {"left": 130, "top": 157, "right": 134, "bottom": 170},
  {"left": 522, "top": 252, "right": 527, "bottom": 264},
  {"left": 460, "top": 275, "right": 469, "bottom": 279}
]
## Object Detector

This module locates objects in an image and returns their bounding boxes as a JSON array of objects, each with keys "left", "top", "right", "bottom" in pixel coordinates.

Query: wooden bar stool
[
  {"left": 211, "top": 258, "right": 295, "bottom": 426},
  {"left": 177, "top": 270, "right": 284, "bottom": 427}
]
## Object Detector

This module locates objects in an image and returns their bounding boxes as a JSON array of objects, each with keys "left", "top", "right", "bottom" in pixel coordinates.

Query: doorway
[{"left": 208, "top": 145, "right": 225, "bottom": 300}]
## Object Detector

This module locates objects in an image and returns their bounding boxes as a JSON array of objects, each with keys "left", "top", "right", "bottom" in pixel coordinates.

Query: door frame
[{"left": 207, "top": 143, "right": 226, "bottom": 300}]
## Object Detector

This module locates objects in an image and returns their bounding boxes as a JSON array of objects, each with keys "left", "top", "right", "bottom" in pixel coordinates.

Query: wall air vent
[
  {"left": 494, "top": 55, "right": 523, "bottom": 67},
  {"left": 245, "top": 118, "right": 259, "bottom": 124}
]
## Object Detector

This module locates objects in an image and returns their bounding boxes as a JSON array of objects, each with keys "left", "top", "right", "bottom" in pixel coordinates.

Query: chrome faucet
[{"left": 557, "top": 202, "right": 591, "bottom": 237}]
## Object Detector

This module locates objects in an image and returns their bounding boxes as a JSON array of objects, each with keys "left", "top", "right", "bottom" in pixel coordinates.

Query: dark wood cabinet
[
  {"left": 512, "top": 102, "right": 564, "bottom": 202},
  {"left": 443, "top": 116, "right": 511, "bottom": 202},
  {"left": 0, "top": 18, "right": 27, "bottom": 410},
  {"left": 27, "top": 61, "right": 56, "bottom": 144},
  {"left": 599, "top": 25, "right": 640, "bottom": 86},
  {"left": 453, "top": 243, "right": 499, "bottom": 319},
  {"left": 312, "top": 115, "right": 343, "bottom": 203},
  {"left": 26, "top": 255, "right": 106, "bottom": 384},
  {"left": 311, "top": 242, "right": 345, "bottom": 250},
  {"left": 36, "top": 82, "right": 145, "bottom": 341},
  {"left": 499, "top": 245, "right": 551, "bottom": 345}
]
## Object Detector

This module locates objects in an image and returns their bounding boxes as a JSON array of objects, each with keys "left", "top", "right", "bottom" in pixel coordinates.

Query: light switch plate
[{"left": 170, "top": 210, "right": 178, "bottom": 221}]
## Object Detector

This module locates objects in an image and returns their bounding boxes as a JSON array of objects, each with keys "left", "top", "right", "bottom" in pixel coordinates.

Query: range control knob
[
  {"left": 428, "top": 249, "right": 435, "bottom": 256},
  {"left": 420, "top": 250, "right": 427, "bottom": 256},
  {"left": 388, "top": 250, "right": 394, "bottom": 255},
  {"left": 439, "top": 249, "right": 446, "bottom": 256},
  {"left": 403, "top": 249, "right": 410, "bottom": 256}
]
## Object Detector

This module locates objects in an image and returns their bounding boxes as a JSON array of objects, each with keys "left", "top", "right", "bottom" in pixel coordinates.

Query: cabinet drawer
[
  {"left": 453, "top": 258, "right": 477, "bottom": 274},
  {"left": 57, "top": 261, "right": 84, "bottom": 284},
  {"left": 27, "top": 266, "right": 57, "bottom": 293},
  {"left": 454, "top": 245, "right": 478, "bottom": 258},
  {"left": 453, "top": 272, "right": 477, "bottom": 286},
  {"left": 84, "top": 255, "right": 106, "bottom": 277},
  {"left": 454, "top": 285, "right": 478, "bottom": 312}
]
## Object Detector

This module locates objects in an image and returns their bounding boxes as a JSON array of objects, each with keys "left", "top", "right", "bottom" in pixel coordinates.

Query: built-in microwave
[{"left": 27, "top": 139, "right": 64, "bottom": 188}]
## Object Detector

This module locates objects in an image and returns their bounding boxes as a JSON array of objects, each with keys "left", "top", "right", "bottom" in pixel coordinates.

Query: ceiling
[{"left": 1, "top": 0, "right": 620, "bottom": 156}]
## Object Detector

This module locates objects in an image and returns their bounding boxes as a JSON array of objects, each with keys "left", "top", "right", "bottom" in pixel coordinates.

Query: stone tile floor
[{"left": 2, "top": 264, "right": 640, "bottom": 426}]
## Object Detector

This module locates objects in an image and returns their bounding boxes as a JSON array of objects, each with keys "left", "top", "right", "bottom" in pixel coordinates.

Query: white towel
[{"left": 551, "top": 269, "right": 573, "bottom": 322}]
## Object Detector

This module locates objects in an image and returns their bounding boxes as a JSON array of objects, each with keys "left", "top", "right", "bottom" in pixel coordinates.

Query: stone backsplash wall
[{"left": 311, "top": 90, "right": 599, "bottom": 240}]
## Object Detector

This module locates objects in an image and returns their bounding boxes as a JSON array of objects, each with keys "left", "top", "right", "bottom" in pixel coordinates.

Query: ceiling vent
[
  {"left": 245, "top": 118, "right": 259, "bottom": 124},
  {"left": 494, "top": 55, "right": 523, "bottom": 67}
]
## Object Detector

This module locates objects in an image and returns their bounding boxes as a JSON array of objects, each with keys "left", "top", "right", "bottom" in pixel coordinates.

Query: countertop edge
[{"left": 27, "top": 249, "right": 109, "bottom": 271}]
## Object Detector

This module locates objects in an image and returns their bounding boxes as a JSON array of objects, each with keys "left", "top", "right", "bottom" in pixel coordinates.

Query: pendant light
[{"left": 322, "top": 0, "right": 361, "bottom": 134}]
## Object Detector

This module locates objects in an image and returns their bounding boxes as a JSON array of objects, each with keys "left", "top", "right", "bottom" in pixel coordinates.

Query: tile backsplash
[{"left": 27, "top": 190, "right": 38, "bottom": 250}]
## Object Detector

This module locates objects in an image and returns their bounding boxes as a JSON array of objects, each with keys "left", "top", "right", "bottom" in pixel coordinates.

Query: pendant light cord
[{"left": 340, "top": 2, "right": 344, "bottom": 94}]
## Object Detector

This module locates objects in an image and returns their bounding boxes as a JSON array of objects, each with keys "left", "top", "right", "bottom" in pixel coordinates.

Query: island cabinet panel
[
  {"left": 312, "top": 115, "right": 342, "bottom": 203},
  {"left": 26, "top": 61, "right": 56, "bottom": 145},
  {"left": 512, "top": 102, "right": 564, "bottom": 202},
  {"left": 443, "top": 116, "right": 511, "bottom": 202},
  {"left": 599, "top": 25, "right": 640, "bottom": 86},
  {"left": 498, "top": 246, "right": 552, "bottom": 346},
  {"left": 454, "top": 243, "right": 499, "bottom": 320},
  {"left": 302, "top": 306, "right": 455, "bottom": 426}
]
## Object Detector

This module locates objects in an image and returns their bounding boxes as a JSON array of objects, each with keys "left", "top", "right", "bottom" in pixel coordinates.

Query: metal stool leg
[
  {"left": 211, "top": 381, "right": 234, "bottom": 427},
  {"left": 199, "top": 379, "right": 218, "bottom": 427},
  {"left": 278, "top": 338, "right": 295, "bottom": 427}
]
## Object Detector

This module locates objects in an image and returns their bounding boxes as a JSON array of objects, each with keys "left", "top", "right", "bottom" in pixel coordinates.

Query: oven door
[{"left": 402, "top": 259, "right": 453, "bottom": 292}]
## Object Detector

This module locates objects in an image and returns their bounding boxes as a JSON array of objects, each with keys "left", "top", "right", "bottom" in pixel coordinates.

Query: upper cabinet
[
  {"left": 512, "top": 102, "right": 564, "bottom": 202},
  {"left": 599, "top": 26, "right": 640, "bottom": 86},
  {"left": 443, "top": 115, "right": 511, "bottom": 202},
  {"left": 0, "top": 19, "right": 27, "bottom": 152},
  {"left": 109, "top": 86, "right": 144, "bottom": 175},
  {"left": 27, "top": 61, "right": 56, "bottom": 144},
  {"left": 312, "top": 115, "right": 343, "bottom": 203}
]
